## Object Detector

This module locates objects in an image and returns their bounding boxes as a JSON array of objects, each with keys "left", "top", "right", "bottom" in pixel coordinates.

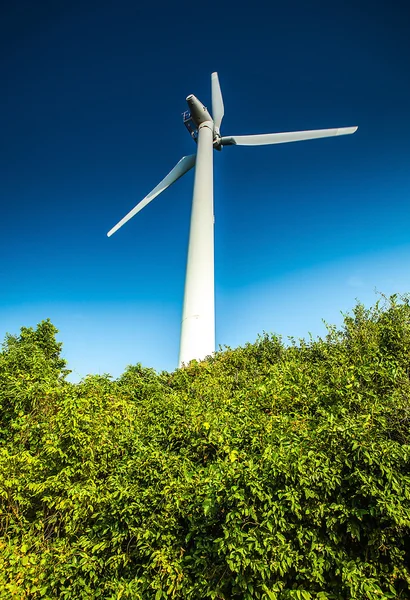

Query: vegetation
[{"left": 1, "top": 295, "right": 410, "bottom": 599}]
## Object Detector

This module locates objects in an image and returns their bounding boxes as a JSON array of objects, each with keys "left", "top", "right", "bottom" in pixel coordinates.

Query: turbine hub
[{"left": 213, "top": 133, "right": 222, "bottom": 151}]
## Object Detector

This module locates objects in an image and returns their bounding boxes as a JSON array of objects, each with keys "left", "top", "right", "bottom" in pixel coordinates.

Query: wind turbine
[{"left": 107, "top": 73, "right": 357, "bottom": 368}]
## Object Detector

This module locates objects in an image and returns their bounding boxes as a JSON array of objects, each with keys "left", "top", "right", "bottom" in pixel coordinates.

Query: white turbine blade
[
  {"left": 107, "top": 154, "right": 196, "bottom": 237},
  {"left": 220, "top": 126, "right": 358, "bottom": 146},
  {"left": 211, "top": 72, "right": 224, "bottom": 132}
]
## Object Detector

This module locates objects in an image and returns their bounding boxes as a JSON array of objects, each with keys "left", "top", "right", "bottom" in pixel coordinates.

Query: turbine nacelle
[
  {"left": 186, "top": 94, "right": 213, "bottom": 127},
  {"left": 185, "top": 93, "right": 223, "bottom": 150}
]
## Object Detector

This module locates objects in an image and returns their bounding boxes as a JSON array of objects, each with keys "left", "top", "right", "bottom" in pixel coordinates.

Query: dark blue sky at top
[{"left": 1, "top": 0, "right": 410, "bottom": 377}]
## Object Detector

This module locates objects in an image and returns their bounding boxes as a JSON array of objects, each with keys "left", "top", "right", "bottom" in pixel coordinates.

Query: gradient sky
[{"left": 1, "top": 0, "right": 410, "bottom": 381}]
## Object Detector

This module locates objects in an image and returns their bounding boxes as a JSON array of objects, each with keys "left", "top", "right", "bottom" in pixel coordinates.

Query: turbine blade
[
  {"left": 107, "top": 154, "right": 196, "bottom": 237},
  {"left": 211, "top": 72, "right": 224, "bottom": 132},
  {"left": 220, "top": 126, "right": 358, "bottom": 146}
]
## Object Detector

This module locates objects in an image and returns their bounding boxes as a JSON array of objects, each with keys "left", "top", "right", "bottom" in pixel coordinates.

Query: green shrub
[{"left": 0, "top": 297, "right": 409, "bottom": 598}]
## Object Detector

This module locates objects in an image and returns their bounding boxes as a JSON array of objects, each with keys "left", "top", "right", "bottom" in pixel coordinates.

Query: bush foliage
[{"left": 1, "top": 296, "right": 410, "bottom": 599}]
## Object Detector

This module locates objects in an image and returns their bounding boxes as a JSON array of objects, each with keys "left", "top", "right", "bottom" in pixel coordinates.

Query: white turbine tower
[{"left": 108, "top": 73, "right": 357, "bottom": 367}]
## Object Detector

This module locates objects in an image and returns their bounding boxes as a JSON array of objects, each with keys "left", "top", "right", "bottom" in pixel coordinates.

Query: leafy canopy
[{"left": 0, "top": 296, "right": 410, "bottom": 599}]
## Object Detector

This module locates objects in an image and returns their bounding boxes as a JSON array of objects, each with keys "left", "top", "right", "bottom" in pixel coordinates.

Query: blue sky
[{"left": 1, "top": 0, "right": 409, "bottom": 380}]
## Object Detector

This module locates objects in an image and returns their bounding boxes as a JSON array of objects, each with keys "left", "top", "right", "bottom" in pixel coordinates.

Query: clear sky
[{"left": 1, "top": 0, "right": 410, "bottom": 381}]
